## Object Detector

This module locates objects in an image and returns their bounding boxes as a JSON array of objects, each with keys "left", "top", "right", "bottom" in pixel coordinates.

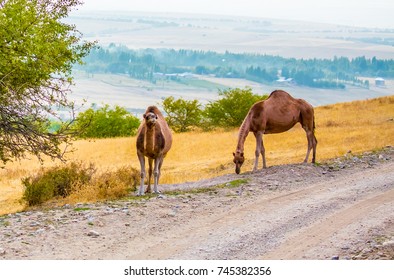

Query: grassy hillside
[{"left": 0, "top": 95, "right": 393, "bottom": 215}]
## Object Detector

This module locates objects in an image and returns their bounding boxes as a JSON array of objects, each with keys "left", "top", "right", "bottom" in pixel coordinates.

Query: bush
[
  {"left": 162, "top": 96, "right": 202, "bottom": 132},
  {"left": 73, "top": 104, "right": 141, "bottom": 138},
  {"left": 22, "top": 162, "right": 95, "bottom": 206},
  {"left": 204, "top": 88, "right": 268, "bottom": 127},
  {"left": 161, "top": 88, "right": 268, "bottom": 131},
  {"left": 92, "top": 166, "right": 140, "bottom": 200},
  {"left": 22, "top": 163, "right": 139, "bottom": 206}
]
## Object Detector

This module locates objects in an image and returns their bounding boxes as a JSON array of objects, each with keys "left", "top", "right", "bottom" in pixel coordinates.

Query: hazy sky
[{"left": 79, "top": 0, "right": 394, "bottom": 28}]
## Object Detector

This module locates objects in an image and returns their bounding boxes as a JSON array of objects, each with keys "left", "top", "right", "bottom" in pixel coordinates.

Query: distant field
[
  {"left": 71, "top": 71, "right": 394, "bottom": 114},
  {"left": 1, "top": 95, "right": 393, "bottom": 215},
  {"left": 67, "top": 11, "right": 394, "bottom": 59}
]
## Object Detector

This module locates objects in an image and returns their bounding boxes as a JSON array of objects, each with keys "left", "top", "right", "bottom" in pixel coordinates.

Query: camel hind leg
[
  {"left": 300, "top": 107, "right": 317, "bottom": 164},
  {"left": 311, "top": 133, "right": 317, "bottom": 163},
  {"left": 303, "top": 127, "right": 317, "bottom": 163},
  {"left": 153, "top": 156, "right": 163, "bottom": 194}
]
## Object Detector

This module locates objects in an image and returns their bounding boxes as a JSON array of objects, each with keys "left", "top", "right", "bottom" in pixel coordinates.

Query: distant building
[
  {"left": 153, "top": 72, "right": 194, "bottom": 79},
  {"left": 375, "top": 77, "right": 385, "bottom": 87},
  {"left": 276, "top": 77, "right": 295, "bottom": 85}
]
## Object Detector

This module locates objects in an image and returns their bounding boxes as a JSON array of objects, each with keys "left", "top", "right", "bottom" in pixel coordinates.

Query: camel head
[
  {"left": 143, "top": 112, "right": 158, "bottom": 128},
  {"left": 233, "top": 151, "right": 245, "bottom": 174}
]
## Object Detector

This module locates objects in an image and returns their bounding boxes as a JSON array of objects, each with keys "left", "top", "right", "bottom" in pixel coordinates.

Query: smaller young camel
[
  {"left": 233, "top": 90, "right": 317, "bottom": 174},
  {"left": 136, "top": 106, "right": 172, "bottom": 195}
]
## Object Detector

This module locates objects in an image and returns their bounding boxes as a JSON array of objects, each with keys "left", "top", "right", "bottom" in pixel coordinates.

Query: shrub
[
  {"left": 22, "top": 163, "right": 140, "bottom": 206},
  {"left": 91, "top": 166, "right": 139, "bottom": 200},
  {"left": 162, "top": 96, "right": 202, "bottom": 132},
  {"left": 22, "top": 177, "right": 54, "bottom": 207},
  {"left": 73, "top": 104, "right": 141, "bottom": 138},
  {"left": 22, "top": 162, "right": 95, "bottom": 206},
  {"left": 204, "top": 87, "right": 268, "bottom": 127}
]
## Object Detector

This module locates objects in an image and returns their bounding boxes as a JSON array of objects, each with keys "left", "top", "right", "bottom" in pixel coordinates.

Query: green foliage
[
  {"left": 162, "top": 96, "right": 202, "bottom": 132},
  {"left": 73, "top": 207, "right": 91, "bottom": 211},
  {"left": 73, "top": 104, "right": 140, "bottom": 138},
  {"left": 160, "top": 89, "right": 267, "bottom": 130},
  {"left": 0, "top": 0, "right": 95, "bottom": 163},
  {"left": 204, "top": 88, "right": 267, "bottom": 127},
  {"left": 22, "top": 162, "right": 95, "bottom": 206}
]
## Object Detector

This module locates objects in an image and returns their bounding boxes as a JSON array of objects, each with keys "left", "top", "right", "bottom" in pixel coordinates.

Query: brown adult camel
[
  {"left": 136, "top": 106, "right": 172, "bottom": 195},
  {"left": 233, "top": 90, "right": 317, "bottom": 174}
]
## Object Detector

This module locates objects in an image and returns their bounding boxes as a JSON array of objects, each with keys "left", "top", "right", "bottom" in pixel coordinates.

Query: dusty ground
[{"left": 0, "top": 147, "right": 393, "bottom": 260}]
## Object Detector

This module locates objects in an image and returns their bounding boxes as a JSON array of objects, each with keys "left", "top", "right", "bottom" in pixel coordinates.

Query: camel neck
[
  {"left": 144, "top": 126, "right": 155, "bottom": 152},
  {"left": 236, "top": 116, "right": 250, "bottom": 152}
]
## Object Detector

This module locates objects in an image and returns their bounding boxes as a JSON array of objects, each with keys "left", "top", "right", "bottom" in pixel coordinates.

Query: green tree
[
  {"left": 0, "top": 0, "right": 95, "bottom": 163},
  {"left": 204, "top": 88, "right": 267, "bottom": 127},
  {"left": 73, "top": 105, "right": 140, "bottom": 138},
  {"left": 162, "top": 96, "right": 202, "bottom": 132}
]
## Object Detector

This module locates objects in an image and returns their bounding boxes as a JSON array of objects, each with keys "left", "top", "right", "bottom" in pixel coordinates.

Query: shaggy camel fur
[
  {"left": 233, "top": 90, "right": 317, "bottom": 174},
  {"left": 136, "top": 106, "right": 172, "bottom": 195}
]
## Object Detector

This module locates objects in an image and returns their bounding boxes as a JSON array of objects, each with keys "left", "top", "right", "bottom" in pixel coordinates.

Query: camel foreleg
[
  {"left": 254, "top": 131, "right": 266, "bottom": 171},
  {"left": 137, "top": 153, "right": 146, "bottom": 196},
  {"left": 146, "top": 158, "right": 153, "bottom": 193}
]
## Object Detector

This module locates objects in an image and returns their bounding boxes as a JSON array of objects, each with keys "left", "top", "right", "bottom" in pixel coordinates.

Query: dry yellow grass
[{"left": 1, "top": 95, "right": 393, "bottom": 215}]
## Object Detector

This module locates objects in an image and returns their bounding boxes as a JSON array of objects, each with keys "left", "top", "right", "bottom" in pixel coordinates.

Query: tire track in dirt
[
  {"left": 261, "top": 187, "right": 394, "bottom": 259},
  {"left": 128, "top": 162, "right": 394, "bottom": 259}
]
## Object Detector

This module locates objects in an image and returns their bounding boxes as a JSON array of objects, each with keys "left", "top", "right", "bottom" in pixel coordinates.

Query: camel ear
[
  {"left": 143, "top": 114, "right": 146, "bottom": 119},
  {"left": 233, "top": 152, "right": 235, "bottom": 156},
  {"left": 240, "top": 153, "right": 244, "bottom": 157}
]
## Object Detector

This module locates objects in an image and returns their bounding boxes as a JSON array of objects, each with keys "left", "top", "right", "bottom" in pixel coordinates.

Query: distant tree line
[{"left": 75, "top": 44, "right": 394, "bottom": 89}]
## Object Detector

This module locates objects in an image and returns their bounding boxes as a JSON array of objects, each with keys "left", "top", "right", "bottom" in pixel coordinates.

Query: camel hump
[{"left": 268, "top": 89, "right": 293, "bottom": 99}]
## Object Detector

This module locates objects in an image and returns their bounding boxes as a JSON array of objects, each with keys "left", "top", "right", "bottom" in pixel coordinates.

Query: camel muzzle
[{"left": 235, "top": 166, "right": 241, "bottom": 174}]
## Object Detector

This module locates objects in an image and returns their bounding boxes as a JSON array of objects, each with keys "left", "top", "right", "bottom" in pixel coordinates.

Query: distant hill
[{"left": 67, "top": 11, "right": 394, "bottom": 112}]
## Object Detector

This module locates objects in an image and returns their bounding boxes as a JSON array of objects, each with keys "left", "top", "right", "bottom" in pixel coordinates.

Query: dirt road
[{"left": 0, "top": 148, "right": 393, "bottom": 260}]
